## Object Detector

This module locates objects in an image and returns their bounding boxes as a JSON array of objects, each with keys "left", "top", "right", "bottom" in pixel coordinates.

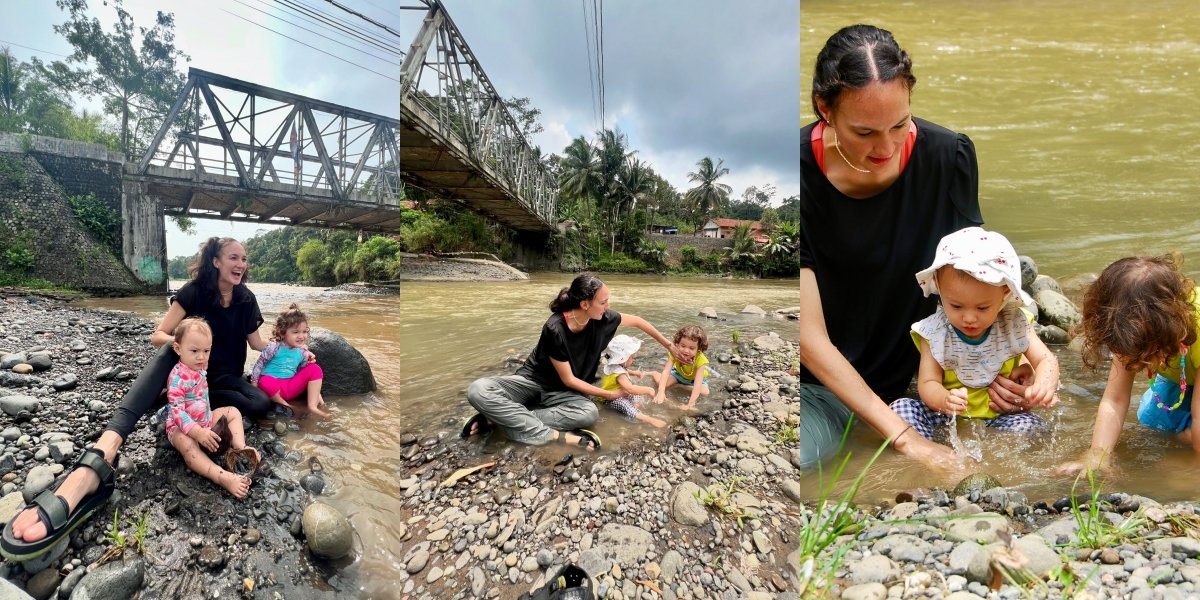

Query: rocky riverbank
[
  {"left": 392, "top": 331, "right": 803, "bottom": 599},
  {"left": 805, "top": 476, "right": 1200, "bottom": 599},
  {"left": 397, "top": 253, "right": 528, "bottom": 282},
  {"left": 0, "top": 292, "right": 354, "bottom": 599}
]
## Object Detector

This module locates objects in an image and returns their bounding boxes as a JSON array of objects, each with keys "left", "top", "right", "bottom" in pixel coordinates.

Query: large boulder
[
  {"left": 302, "top": 502, "right": 355, "bottom": 559},
  {"left": 307, "top": 328, "right": 375, "bottom": 394},
  {"left": 1033, "top": 289, "right": 1082, "bottom": 332}
]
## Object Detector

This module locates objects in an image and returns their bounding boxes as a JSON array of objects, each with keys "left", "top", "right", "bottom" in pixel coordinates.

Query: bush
[
  {"left": 591, "top": 253, "right": 652, "bottom": 273},
  {"left": 68, "top": 193, "right": 120, "bottom": 251},
  {"left": 679, "top": 245, "right": 698, "bottom": 267},
  {"left": 296, "top": 239, "right": 335, "bottom": 285},
  {"left": 352, "top": 236, "right": 402, "bottom": 280}
]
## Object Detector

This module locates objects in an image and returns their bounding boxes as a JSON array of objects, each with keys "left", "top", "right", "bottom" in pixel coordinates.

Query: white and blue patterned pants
[{"left": 889, "top": 397, "right": 1048, "bottom": 441}]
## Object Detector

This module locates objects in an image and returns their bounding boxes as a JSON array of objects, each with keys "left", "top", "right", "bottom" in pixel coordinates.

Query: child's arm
[
  {"left": 249, "top": 341, "right": 280, "bottom": 386},
  {"left": 619, "top": 314, "right": 676, "bottom": 358},
  {"left": 1021, "top": 335, "right": 1060, "bottom": 407},
  {"left": 916, "top": 340, "right": 966, "bottom": 416},
  {"left": 616, "top": 373, "right": 656, "bottom": 397},
  {"left": 684, "top": 365, "right": 708, "bottom": 408},
  {"left": 1054, "top": 359, "right": 1135, "bottom": 476},
  {"left": 550, "top": 359, "right": 622, "bottom": 400},
  {"left": 653, "top": 357, "right": 673, "bottom": 403}
]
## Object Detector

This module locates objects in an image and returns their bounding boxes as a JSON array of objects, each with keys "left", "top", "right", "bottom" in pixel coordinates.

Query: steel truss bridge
[
  {"left": 134, "top": 68, "right": 403, "bottom": 232},
  {"left": 399, "top": 0, "right": 558, "bottom": 233}
]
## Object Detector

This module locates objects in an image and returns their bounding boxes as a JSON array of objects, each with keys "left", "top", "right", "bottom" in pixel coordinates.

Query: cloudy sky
[{"left": 2, "top": 0, "right": 799, "bottom": 258}]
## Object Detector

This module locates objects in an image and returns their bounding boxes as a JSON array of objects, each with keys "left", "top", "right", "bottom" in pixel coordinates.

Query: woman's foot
[
  {"left": 554, "top": 430, "right": 600, "bottom": 451},
  {"left": 216, "top": 469, "right": 252, "bottom": 499},
  {"left": 9, "top": 449, "right": 109, "bottom": 542}
]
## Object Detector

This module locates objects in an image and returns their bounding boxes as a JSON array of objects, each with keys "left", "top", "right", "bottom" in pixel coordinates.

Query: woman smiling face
[
  {"left": 211, "top": 241, "right": 248, "bottom": 289},
  {"left": 821, "top": 78, "right": 912, "bottom": 172}
]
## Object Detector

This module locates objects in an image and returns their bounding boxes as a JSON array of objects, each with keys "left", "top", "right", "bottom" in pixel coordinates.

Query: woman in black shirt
[
  {"left": 4, "top": 237, "right": 273, "bottom": 559},
  {"left": 463, "top": 273, "right": 676, "bottom": 450},
  {"left": 799, "top": 24, "right": 1033, "bottom": 470}
]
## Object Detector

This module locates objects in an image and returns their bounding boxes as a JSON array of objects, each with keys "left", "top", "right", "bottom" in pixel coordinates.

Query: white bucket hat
[
  {"left": 604, "top": 334, "right": 642, "bottom": 366},
  {"left": 914, "top": 227, "right": 1034, "bottom": 308}
]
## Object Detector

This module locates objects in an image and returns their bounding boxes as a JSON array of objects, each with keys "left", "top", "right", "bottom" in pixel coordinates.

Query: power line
[
  {"left": 599, "top": 0, "right": 605, "bottom": 130},
  {"left": 579, "top": 0, "right": 597, "bottom": 130},
  {"left": 232, "top": 0, "right": 400, "bottom": 65},
  {"left": 219, "top": 8, "right": 400, "bottom": 82},
  {"left": 0, "top": 39, "right": 71, "bottom": 59},
  {"left": 274, "top": 0, "right": 404, "bottom": 55},
  {"left": 321, "top": 0, "right": 405, "bottom": 39}
]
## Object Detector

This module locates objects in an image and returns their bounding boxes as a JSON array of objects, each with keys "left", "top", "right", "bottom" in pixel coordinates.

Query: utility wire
[
  {"left": 321, "top": 0, "right": 405, "bottom": 39},
  {"left": 579, "top": 0, "right": 597, "bottom": 130},
  {"left": 598, "top": 0, "right": 605, "bottom": 130},
  {"left": 274, "top": 0, "right": 404, "bottom": 55},
  {"left": 0, "top": 40, "right": 71, "bottom": 59},
  {"left": 233, "top": 0, "right": 400, "bottom": 65},
  {"left": 219, "top": 8, "right": 400, "bottom": 82}
]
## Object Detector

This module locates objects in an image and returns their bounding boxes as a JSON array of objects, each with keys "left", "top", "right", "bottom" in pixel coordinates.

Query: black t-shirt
[
  {"left": 516, "top": 309, "right": 622, "bottom": 390},
  {"left": 172, "top": 281, "right": 264, "bottom": 379},
  {"left": 799, "top": 117, "right": 983, "bottom": 400}
]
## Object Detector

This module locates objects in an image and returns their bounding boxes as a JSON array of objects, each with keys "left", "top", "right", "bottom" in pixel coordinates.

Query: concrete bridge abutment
[{"left": 120, "top": 173, "right": 169, "bottom": 292}]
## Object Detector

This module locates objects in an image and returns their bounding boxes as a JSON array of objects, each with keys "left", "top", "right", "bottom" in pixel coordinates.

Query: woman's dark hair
[
  {"left": 550, "top": 273, "right": 605, "bottom": 312},
  {"left": 272, "top": 303, "right": 308, "bottom": 342},
  {"left": 1076, "top": 254, "right": 1197, "bottom": 372},
  {"left": 187, "top": 237, "right": 250, "bottom": 305},
  {"left": 811, "top": 24, "right": 916, "bottom": 122}
]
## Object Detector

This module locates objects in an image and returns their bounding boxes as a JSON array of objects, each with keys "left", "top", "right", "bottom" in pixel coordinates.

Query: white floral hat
[
  {"left": 914, "top": 227, "right": 1034, "bottom": 308},
  {"left": 604, "top": 334, "right": 642, "bottom": 365}
]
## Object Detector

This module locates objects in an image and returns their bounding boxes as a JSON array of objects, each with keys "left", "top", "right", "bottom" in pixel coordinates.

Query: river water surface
[
  {"left": 802, "top": 1, "right": 1200, "bottom": 504},
  {"left": 79, "top": 274, "right": 799, "bottom": 593}
]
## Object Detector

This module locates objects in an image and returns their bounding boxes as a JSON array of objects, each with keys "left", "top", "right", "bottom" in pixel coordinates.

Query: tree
[
  {"left": 685, "top": 157, "right": 732, "bottom": 226},
  {"left": 504, "top": 96, "right": 544, "bottom": 147},
  {"left": 38, "top": 0, "right": 189, "bottom": 157},
  {"left": 723, "top": 223, "right": 759, "bottom": 271}
]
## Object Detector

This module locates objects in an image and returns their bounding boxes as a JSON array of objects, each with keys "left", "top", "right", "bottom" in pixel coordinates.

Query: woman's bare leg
[{"left": 10, "top": 430, "right": 122, "bottom": 542}]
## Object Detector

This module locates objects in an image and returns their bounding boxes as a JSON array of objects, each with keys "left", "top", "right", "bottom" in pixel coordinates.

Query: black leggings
[{"left": 104, "top": 344, "right": 273, "bottom": 439}]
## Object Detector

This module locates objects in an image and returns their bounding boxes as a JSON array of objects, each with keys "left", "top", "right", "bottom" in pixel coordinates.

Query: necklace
[
  {"left": 833, "top": 129, "right": 872, "bottom": 174},
  {"left": 1151, "top": 343, "right": 1189, "bottom": 411},
  {"left": 567, "top": 310, "right": 587, "bottom": 329}
]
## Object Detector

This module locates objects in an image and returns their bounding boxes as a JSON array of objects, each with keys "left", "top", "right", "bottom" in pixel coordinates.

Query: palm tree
[
  {"left": 685, "top": 157, "right": 732, "bottom": 227},
  {"left": 724, "top": 223, "right": 759, "bottom": 271},
  {"left": 612, "top": 157, "right": 654, "bottom": 253},
  {"left": 559, "top": 136, "right": 603, "bottom": 260}
]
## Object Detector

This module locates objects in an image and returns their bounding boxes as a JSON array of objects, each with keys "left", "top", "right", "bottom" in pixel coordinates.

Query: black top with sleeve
[
  {"left": 799, "top": 117, "right": 983, "bottom": 401},
  {"left": 516, "top": 309, "right": 622, "bottom": 391},
  {"left": 172, "top": 281, "right": 264, "bottom": 379}
]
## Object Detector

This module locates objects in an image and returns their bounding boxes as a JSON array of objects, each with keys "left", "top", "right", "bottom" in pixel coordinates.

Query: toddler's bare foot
[
  {"left": 308, "top": 400, "right": 330, "bottom": 418},
  {"left": 217, "top": 470, "right": 252, "bottom": 499},
  {"left": 647, "top": 417, "right": 667, "bottom": 428},
  {"left": 682, "top": 403, "right": 699, "bottom": 412}
]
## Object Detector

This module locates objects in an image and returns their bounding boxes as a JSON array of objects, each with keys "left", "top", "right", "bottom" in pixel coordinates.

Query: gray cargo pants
[{"left": 465, "top": 375, "right": 599, "bottom": 445}]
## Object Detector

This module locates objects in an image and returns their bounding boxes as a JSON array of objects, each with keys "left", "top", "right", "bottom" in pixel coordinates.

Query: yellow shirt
[
  {"left": 911, "top": 308, "right": 1033, "bottom": 420},
  {"left": 1153, "top": 287, "right": 1200, "bottom": 385},
  {"left": 672, "top": 352, "right": 710, "bottom": 382}
]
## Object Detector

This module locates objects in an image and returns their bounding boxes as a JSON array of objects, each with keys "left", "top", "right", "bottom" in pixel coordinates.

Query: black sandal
[
  {"left": 460, "top": 413, "right": 493, "bottom": 439},
  {"left": 519, "top": 563, "right": 595, "bottom": 599},
  {"left": 570, "top": 429, "right": 602, "bottom": 451},
  {"left": 1, "top": 447, "right": 117, "bottom": 561}
]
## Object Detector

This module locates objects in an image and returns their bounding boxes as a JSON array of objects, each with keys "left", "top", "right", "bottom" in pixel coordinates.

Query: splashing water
[{"left": 946, "top": 413, "right": 983, "bottom": 463}]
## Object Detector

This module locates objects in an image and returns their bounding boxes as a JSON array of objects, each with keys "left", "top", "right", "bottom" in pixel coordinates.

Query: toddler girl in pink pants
[{"left": 250, "top": 303, "right": 329, "bottom": 417}]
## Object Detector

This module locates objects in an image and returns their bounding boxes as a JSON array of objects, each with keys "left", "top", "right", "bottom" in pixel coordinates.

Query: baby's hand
[
  {"left": 935, "top": 388, "right": 968, "bottom": 416},
  {"left": 1026, "top": 378, "right": 1059, "bottom": 408},
  {"left": 303, "top": 349, "right": 317, "bottom": 365},
  {"left": 189, "top": 426, "right": 221, "bottom": 453}
]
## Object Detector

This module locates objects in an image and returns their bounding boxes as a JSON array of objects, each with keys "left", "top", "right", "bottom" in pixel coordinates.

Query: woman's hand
[
  {"left": 988, "top": 364, "right": 1034, "bottom": 414},
  {"left": 893, "top": 429, "right": 965, "bottom": 470}
]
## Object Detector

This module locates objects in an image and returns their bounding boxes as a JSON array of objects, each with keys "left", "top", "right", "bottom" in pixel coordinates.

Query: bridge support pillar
[
  {"left": 511, "top": 231, "right": 561, "bottom": 272},
  {"left": 120, "top": 175, "right": 169, "bottom": 292}
]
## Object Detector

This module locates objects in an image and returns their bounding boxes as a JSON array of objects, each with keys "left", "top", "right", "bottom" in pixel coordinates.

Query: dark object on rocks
[
  {"left": 307, "top": 327, "right": 375, "bottom": 394},
  {"left": 952, "top": 473, "right": 1003, "bottom": 498},
  {"left": 301, "top": 474, "right": 325, "bottom": 496},
  {"left": 519, "top": 563, "right": 594, "bottom": 600}
]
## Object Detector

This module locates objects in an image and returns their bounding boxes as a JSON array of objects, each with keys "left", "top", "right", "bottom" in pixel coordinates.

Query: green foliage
[
  {"left": 295, "top": 239, "right": 334, "bottom": 285},
  {"left": 590, "top": 253, "right": 652, "bottom": 274},
  {"left": 165, "top": 254, "right": 191, "bottom": 280},
  {"left": 679, "top": 245, "right": 698, "bottom": 267},
  {"left": 798, "top": 418, "right": 889, "bottom": 597},
  {"left": 103, "top": 508, "right": 126, "bottom": 549},
  {"left": 170, "top": 215, "right": 195, "bottom": 234},
  {"left": 18, "top": 132, "right": 32, "bottom": 153},
  {"left": 638, "top": 240, "right": 668, "bottom": 269},
  {"left": 693, "top": 476, "right": 757, "bottom": 528},
  {"left": 243, "top": 227, "right": 356, "bottom": 283},
  {"left": 685, "top": 157, "right": 733, "bottom": 226},
  {"left": 0, "top": 156, "right": 25, "bottom": 188},
  {"left": 352, "top": 235, "right": 401, "bottom": 281},
  {"left": 730, "top": 330, "right": 742, "bottom": 345},
  {"left": 68, "top": 192, "right": 120, "bottom": 250},
  {"left": 1068, "top": 469, "right": 1146, "bottom": 550},
  {"left": 0, "top": 221, "right": 35, "bottom": 274},
  {"left": 774, "top": 422, "right": 798, "bottom": 445},
  {"left": 39, "top": 0, "right": 190, "bottom": 157},
  {"left": 132, "top": 511, "right": 150, "bottom": 554}
]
